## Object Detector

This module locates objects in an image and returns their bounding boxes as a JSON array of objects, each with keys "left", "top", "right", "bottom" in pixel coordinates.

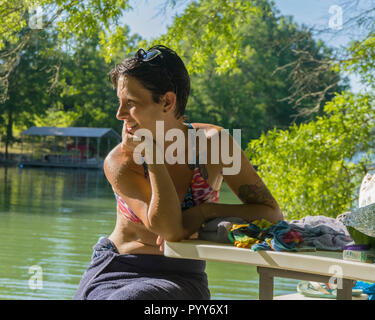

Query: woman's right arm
[
  {"left": 144, "top": 161, "right": 185, "bottom": 241},
  {"left": 104, "top": 144, "right": 185, "bottom": 242}
]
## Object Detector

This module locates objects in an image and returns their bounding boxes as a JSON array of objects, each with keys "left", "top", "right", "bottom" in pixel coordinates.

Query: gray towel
[
  {"left": 198, "top": 217, "right": 247, "bottom": 243},
  {"left": 288, "top": 215, "right": 354, "bottom": 251}
]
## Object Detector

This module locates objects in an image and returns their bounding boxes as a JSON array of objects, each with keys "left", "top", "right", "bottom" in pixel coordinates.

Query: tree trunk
[{"left": 5, "top": 108, "right": 13, "bottom": 160}]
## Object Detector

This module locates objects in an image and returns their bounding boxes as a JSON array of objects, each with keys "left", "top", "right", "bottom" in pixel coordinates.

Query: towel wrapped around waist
[{"left": 73, "top": 237, "right": 210, "bottom": 300}]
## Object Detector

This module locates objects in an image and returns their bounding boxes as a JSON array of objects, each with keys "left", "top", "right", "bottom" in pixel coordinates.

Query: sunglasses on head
[
  {"left": 136, "top": 48, "right": 163, "bottom": 62},
  {"left": 135, "top": 48, "right": 176, "bottom": 93}
]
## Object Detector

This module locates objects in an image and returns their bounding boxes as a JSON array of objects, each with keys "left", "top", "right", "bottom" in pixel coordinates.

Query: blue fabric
[
  {"left": 73, "top": 237, "right": 210, "bottom": 300},
  {"left": 353, "top": 281, "right": 375, "bottom": 300},
  {"left": 251, "top": 220, "right": 299, "bottom": 252}
]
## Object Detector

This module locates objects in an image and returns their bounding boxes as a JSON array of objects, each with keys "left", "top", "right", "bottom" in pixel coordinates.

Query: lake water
[{"left": 0, "top": 166, "right": 299, "bottom": 300}]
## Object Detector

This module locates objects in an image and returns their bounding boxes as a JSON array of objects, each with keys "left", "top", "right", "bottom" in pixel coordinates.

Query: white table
[{"left": 164, "top": 240, "right": 375, "bottom": 300}]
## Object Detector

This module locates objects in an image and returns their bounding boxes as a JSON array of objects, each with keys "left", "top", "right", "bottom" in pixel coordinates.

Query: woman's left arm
[{"left": 202, "top": 129, "right": 284, "bottom": 223}]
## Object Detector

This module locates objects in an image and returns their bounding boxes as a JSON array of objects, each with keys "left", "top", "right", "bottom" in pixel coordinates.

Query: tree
[
  {"left": 152, "top": 0, "right": 346, "bottom": 145},
  {"left": 0, "top": 0, "right": 145, "bottom": 156},
  {"left": 246, "top": 1, "right": 375, "bottom": 220},
  {"left": 0, "top": 0, "right": 131, "bottom": 103},
  {"left": 0, "top": 30, "right": 62, "bottom": 157},
  {"left": 56, "top": 27, "right": 141, "bottom": 131},
  {"left": 248, "top": 91, "right": 375, "bottom": 220},
  {"left": 0, "top": 22, "right": 143, "bottom": 158}
]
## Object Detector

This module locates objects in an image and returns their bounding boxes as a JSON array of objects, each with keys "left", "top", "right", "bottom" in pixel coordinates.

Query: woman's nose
[{"left": 116, "top": 102, "right": 129, "bottom": 120}]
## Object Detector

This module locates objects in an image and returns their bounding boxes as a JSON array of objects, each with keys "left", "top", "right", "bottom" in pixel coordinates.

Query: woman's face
[{"left": 116, "top": 75, "right": 164, "bottom": 137}]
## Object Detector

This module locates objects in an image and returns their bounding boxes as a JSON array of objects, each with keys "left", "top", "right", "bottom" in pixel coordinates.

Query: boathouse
[{"left": 19, "top": 126, "right": 121, "bottom": 169}]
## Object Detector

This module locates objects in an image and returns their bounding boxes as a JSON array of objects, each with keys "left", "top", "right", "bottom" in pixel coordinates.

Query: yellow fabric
[
  {"left": 230, "top": 224, "right": 250, "bottom": 231},
  {"left": 233, "top": 238, "right": 260, "bottom": 248},
  {"left": 230, "top": 219, "right": 276, "bottom": 249}
]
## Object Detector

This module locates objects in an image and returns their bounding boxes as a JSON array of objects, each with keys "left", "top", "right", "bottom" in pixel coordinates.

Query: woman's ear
[{"left": 162, "top": 91, "right": 177, "bottom": 113}]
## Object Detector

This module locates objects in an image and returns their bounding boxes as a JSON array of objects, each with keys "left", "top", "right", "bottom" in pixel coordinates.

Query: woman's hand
[
  {"left": 121, "top": 122, "right": 143, "bottom": 155},
  {"left": 156, "top": 235, "right": 164, "bottom": 252},
  {"left": 120, "top": 122, "right": 158, "bottom": 164}
]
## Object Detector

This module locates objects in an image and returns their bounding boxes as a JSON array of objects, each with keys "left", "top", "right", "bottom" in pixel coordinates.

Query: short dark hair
[{"left": 109, "top": 45, "right": 190, "bottom": 120}]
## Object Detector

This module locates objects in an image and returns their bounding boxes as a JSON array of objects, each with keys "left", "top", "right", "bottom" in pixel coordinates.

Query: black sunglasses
[
  {"left": 135, "top": 48, "right": 177, "bottom": 93},
  {"left": 136, "top": 48, "right": 163, "bottom": 62}
]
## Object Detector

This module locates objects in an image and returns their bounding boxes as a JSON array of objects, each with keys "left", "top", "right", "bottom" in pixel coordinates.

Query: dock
[{"left": 9, "top": 126, "right": 121, "bottom": 169}]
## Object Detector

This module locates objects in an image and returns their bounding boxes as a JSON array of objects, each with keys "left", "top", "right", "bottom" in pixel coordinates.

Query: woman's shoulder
[
  {"left": 105, "top": 143, "right": 129, "bottom": 164},
  {"left": 190, "top": 122, "right": 224, "bottom": 137},
  {"left": 190, "top": 122, "right": 223, "bottom": 130},
  {"left": 104, "top": 144, "right": 143, "bottom": 176}
]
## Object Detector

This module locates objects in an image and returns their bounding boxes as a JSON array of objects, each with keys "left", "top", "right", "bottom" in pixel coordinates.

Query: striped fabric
[
  {"left": 114, "top": 193, "right": 142, "bottom": 224},
  {"left": 190, "top": 167, "right": 219, "bottom": 205}
]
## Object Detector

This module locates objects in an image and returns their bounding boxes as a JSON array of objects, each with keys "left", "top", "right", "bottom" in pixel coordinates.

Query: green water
[{"left": 0, "top": 166, "right": 299, "bottom": 300}]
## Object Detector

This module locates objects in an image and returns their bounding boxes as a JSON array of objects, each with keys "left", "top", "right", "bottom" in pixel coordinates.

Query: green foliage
[
  {"left": 155, "top": 0, "right": 260, "bottom": 74},
  {"left": 246, "top": 9, "right": 375, "bottom": 220},
  {"left": 0, "top": 0, "right": 131, "bottom": 103},
  {"left": 33, "top": 106, "right": 79, "bottom": 127},
  {"left": 158, "top": 0, "right": 344, "bottom": 145},
  {"left": 247, "top": 92, "right": 375, "bottom": 220},
  {"left": 0, "top": 31, "right": 62, "bottom": 141},
  {"left": 0, "top": 0, "right": 130, "bottom": 53},
  {"left": 1, "top": 0, "right": 344, "bottom": 151},
  {"left": 341, "top": 33, "right": 375, "bottom": 89},
  {"left": 57, "top": 27, "right": 140, "bottom": 130},
  {"left": 0, "top": 25, "right": 140, "bottom": 148}
]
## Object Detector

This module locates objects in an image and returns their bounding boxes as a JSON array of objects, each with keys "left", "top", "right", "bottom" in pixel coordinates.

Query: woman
[{"left": 73, "top": 45, "right": 283, "bottom": 300}]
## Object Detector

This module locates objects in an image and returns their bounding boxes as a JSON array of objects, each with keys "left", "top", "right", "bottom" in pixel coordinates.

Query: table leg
[
  {"left": 257, "top": 266, "right": 355, "bottom": 300},
  {"left": 336, "top": 279, "right": 354, "bottom": 300},
  {"left": 257, "top": 267, "right": 274, "bottom": 300}
]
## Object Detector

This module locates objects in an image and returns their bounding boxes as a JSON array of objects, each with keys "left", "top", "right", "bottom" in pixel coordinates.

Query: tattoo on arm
[{"left": 238, "top": 183, "right": 277, "bottom": 208}]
